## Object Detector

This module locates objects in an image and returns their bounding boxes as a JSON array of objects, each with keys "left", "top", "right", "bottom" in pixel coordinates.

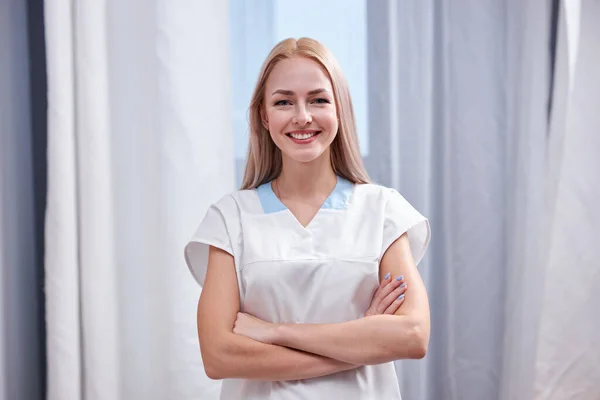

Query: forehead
[{"left": 266, "top": 56, "right": 333, "bottom": 92}]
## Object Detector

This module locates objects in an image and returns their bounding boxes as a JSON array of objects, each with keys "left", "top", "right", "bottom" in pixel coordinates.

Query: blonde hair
[{"left": 240, "top": 37, "right": 370, "bottom": 190}]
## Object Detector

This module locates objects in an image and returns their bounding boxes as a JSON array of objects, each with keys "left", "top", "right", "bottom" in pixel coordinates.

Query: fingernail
[
  {"left": 397, "top": 294, "right": 405, "bottom": 300},
  {"left": 400, "top": 282, "right": 406, "bottom": 288},
  {"left": 395, "top": 275, "right": 404, "bottom": 281},
  {"left": 384, "top": 273, "right": 391, "bottom": 280}
]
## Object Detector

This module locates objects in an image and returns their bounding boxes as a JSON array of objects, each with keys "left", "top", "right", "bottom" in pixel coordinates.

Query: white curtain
[
  {"left": 44, "top": 1, "right": 233, "bottom": 399},
  {"left": 533, "top": 0, "right": 600, "bottom": 398}
]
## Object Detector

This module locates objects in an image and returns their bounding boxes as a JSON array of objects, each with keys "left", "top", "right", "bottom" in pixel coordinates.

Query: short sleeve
[
  {"left": 184, "top": 197, "right": 236, "bottom": 287},
  {"left": 380, "top": 188, "right": 431, "bottom": 266}
]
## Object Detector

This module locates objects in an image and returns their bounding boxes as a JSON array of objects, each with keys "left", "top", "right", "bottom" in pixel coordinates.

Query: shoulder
[
  {"left": 354, "top": 182, "right": 426, "bottom": 222},
  {"left": 352, "top": 182, "right": 402, "bottom": 206},
  {"left": 210, "top": 188, "right": 261, "bottom": 218},
  {"left": 358, "top": 184, "right": 430, "bottom": 264}
]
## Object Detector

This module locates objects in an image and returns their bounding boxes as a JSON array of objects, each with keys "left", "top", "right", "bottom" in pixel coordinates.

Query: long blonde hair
[{"left": 240, "top": 37, "right": 370, "bottom": 190}]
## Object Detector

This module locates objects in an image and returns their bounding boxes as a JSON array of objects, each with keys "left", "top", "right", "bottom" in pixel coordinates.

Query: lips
[
  {"left": 287, "top": 131, "right": 321, "bottom": 140},
  {"left": 286, "top": 130, "right": 321, "bottom": 144}
]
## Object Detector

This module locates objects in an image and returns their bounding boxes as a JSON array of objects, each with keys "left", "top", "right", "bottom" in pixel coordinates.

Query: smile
[{"left": 286, "top": 130, "right": 321, "bottom": 141}]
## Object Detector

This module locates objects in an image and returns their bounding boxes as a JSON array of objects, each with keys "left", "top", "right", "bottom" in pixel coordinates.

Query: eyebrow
[{"left": 271, "top": 88, "right": 330, "bottom": 96}]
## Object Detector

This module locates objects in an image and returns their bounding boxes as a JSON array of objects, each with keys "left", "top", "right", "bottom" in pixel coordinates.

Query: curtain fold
[
  {"left": 379, "top": 1, "right": 588, "bottom": 399},
  {"left": 385, "top": 1, "right": 600, "bottom": 399},
  {"left": 45, "top": 0, "right": 119, "bottom": 398},
  {"left": 43, "top": 0, "right": 81, "bottom": 398},
  {"left": 1, "top": 1, "right": 44, "bottom": 399},
  {"left": 533, "top": 1, "right": 600, "bottom": 398},
  {"left": 44, "top": 1, "right": 233, "bottom": 399}
]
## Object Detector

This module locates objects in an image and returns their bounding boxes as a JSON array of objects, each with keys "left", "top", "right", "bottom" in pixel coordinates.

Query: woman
[{"left": 185, "top": 37, "right": 431, "bottom": 399}]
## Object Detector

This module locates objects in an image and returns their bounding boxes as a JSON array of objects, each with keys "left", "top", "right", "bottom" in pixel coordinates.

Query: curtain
[
  {"left": 43, "top": 1, "right": 233, "bottom": 399},
  {"left": 0, "top": 1, "right": 44, "bottom": 399},
  {"left": 41, "top": 0, "right": 599, "bottom": 399},
  {"left": 532, "top": 1, "right": 600, "bottom": 398},
  {"left": 375, "top": 1, "right": 600, "bottom": 399},
  {"left": 371, "top": 1, "right": 551, "bottom": 397}
]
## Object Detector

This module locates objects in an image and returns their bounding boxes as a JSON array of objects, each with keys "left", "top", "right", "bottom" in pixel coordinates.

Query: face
[{"left": 262, "top": 57, "right": 338, "bottom": 164}]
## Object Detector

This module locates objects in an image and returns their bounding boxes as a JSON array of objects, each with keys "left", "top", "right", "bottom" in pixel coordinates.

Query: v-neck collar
[{"left": 256, "top": 176, "right": 354, "bottom": 217}]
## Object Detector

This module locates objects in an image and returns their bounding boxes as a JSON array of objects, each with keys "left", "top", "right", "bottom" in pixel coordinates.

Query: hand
[
  {"left": 364, "top": 273, "right": 407, "bottom": 317},
  {"left": 233, "top": 312, "right": 278, "bottom": 344}
]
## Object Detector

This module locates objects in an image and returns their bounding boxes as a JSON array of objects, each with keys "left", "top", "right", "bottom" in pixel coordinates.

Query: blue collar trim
[{"left": 257, "top": 176, "right": 353, "bottom": 214}]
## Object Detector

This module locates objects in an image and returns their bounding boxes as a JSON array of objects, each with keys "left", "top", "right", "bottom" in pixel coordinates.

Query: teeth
[{"left": 290, "top": 132, "right": 317, "bottom": 140}]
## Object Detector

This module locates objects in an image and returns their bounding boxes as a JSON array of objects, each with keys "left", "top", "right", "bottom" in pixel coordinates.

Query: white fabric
[
  {"left": 533, "top": 1, "right": 600, "bottom": 398},
  {"left": 45, "top": 0, "right": 118, "bottom": 398},
  {"left": 44, "top": 1, "right": 233, "bottom": 399},
  {"left": 185, "top": 180, "right": 430, "bottom": 400}
]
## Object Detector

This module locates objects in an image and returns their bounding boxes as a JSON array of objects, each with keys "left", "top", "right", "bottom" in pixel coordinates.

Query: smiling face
[{"left": 262, "top": 56, "right": 338, "bottom": 165}]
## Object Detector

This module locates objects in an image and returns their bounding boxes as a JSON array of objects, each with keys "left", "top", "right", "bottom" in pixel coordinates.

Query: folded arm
[
  {"left": 257, "top": 233, "right": 431, "bottom": 365},
  {"left": 197, "top": 246, "right": 359, "bottom": 381},
  {"left": 273, "top": 314, "right": 427, "bottom": 366}
]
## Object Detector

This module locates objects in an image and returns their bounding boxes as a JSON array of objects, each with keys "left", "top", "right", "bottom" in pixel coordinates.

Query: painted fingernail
[
  {"left": 384, "top": 273, "right": 391, "bottom": 280},
  {"left": 395, "top": 275, "right": 404, "bottom": 281},
  {"left": 397, "top": 294, "right": 405, "bottom": 300},
  {"left": 400, "top": 283, "right": 406, "bottom": 288}
]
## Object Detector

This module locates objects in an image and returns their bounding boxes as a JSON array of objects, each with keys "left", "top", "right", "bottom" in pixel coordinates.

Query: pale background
[{"left": 1, "top": 0, "right": 599, "bottom": 399}]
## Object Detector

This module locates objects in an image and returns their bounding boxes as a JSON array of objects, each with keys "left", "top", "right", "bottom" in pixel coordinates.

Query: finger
[
  {"left": 366, "top": 273, "right": 392, "bottom": 315},
  {"left": 381, "top": 272, "right": 392, "bottom": 285},
  {"left": 369, "top": 286, "right": 382, "bottom": 306},
  {"left": 372, "top": 275, "right": 405, "bottom": 306},
  {"left": 376, "top": 281, "right": 407, "bottom": 314},
  {"left": 367, "top": 274, "right": 405, "bottom": 317},
  {"left": 383, "top": 293, "right": 405, "bottom": 315},
  {"left": 372, "top": 272, "right": 392, "bottom": 297}
]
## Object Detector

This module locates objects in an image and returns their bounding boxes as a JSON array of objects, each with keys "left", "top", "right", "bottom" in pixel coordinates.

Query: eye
[
  {"left": 313, "top": 98, "right": 331, "bottom": 104},
  {"left": 274, "top": 99, "right": 291, "bottom": 106}
]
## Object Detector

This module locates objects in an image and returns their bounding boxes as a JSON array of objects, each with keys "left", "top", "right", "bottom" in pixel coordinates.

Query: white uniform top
[{"left": 185, "top": 176, "right": 430, "bottom": 400}]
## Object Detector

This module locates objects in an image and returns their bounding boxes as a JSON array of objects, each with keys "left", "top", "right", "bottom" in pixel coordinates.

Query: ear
[{"left": 260, "top": 107, "right": 269, "bottom": 130}]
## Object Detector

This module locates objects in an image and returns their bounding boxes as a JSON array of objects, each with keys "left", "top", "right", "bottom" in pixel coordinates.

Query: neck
[{"left": 277, "top": 152, "right": 337, "bottom": 197}]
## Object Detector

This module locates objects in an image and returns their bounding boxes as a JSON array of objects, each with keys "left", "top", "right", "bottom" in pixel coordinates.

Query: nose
[{"left": 292, "top": 105, "right": 312, "bottom": 125}]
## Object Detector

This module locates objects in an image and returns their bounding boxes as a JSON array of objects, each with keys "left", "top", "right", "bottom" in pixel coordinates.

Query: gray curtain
[
  {"left": 364, "top": 1, "right": 600, "bottom": 399},
  {"left": 366, "top": 1, "right": 551, "bottom": 399},
  {"left": 0, "top": 1, "right": 46, "bottom": 400}
]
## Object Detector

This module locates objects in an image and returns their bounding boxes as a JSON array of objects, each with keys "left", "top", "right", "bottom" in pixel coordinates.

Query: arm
[
  {"left": 269, "top": 233, "right": 431, "bottom": 365},
  {"left": 197, "top": 245, "right": 359, "bottom": 381}
]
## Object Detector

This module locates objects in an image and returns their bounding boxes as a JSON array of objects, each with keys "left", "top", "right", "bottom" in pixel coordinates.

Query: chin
[{"left": 285, "top": 148, "right": 328, "bottom": 164}]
